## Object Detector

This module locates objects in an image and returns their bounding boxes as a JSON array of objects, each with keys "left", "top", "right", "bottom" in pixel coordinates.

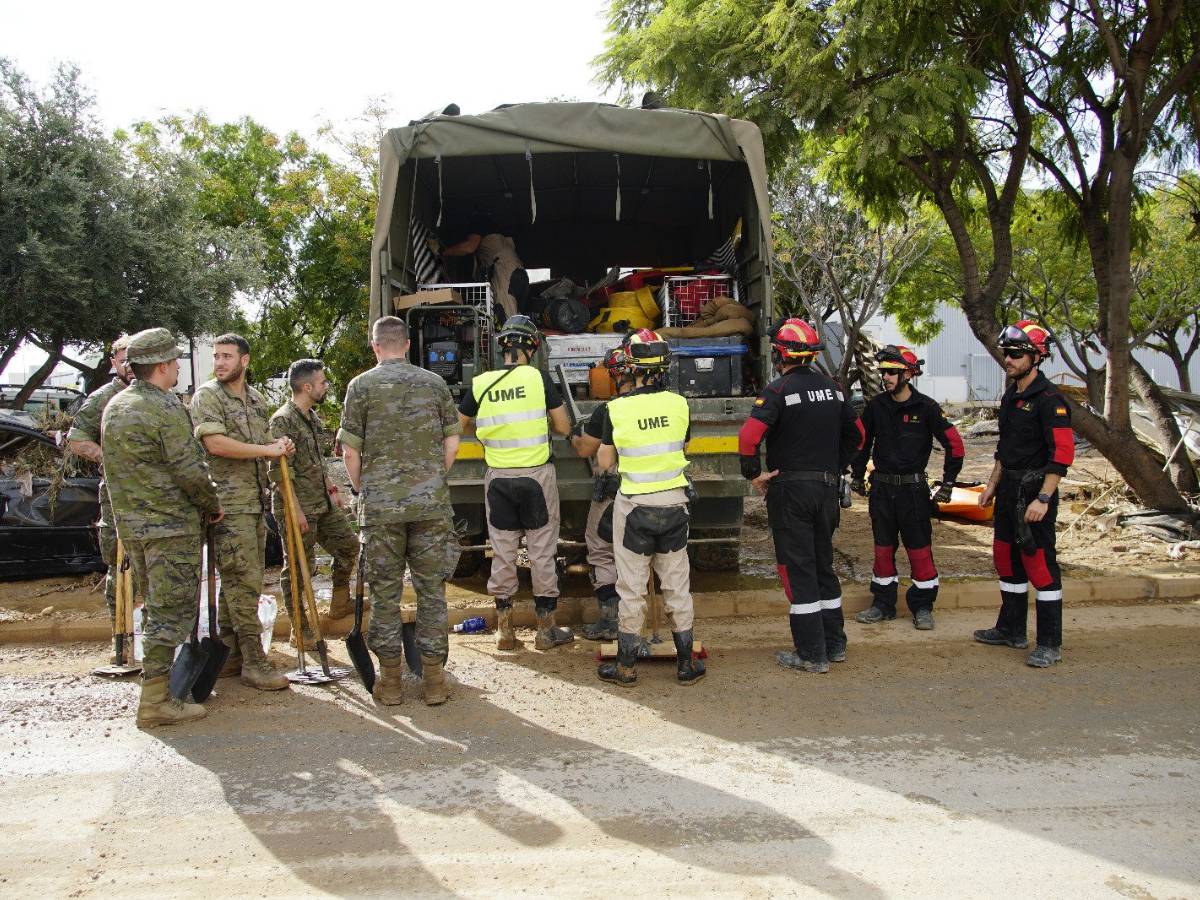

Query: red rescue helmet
[
  {"left": 601, "top": 345, "right": 627, "bottom": 380},
  {"left": 771, "top": 318, "right": 822, "bottom": 363},
  {"left": 998, "top": 319, "right": 1052, "bottom": 359},
  {"left": 622, "top": 328, "right": 671, "bottom": 372},
  {"left": 875, "top": 344, "right": 923, "bottom": 376}
]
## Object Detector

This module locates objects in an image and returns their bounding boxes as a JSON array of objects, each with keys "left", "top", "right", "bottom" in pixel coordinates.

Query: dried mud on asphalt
[{"left": 2, "top": 603, "right": 1198, "bottom": 898}]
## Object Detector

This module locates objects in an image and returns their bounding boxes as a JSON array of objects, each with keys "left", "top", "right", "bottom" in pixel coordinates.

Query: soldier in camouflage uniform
[
  {"left": 192, "top": 333, "right": 294, "bottom": 691},
  {"left": 66, "top": 334, "right": 132, "bottom": 662},
  {"left": 101, "top": 328, "right": 223, "bottom": 727},
  {"left": 268, "top": 359, "right": 358, "bottom": 644},
  {"left": 338, "top": 315, "right": 461, "bottom": 707}
]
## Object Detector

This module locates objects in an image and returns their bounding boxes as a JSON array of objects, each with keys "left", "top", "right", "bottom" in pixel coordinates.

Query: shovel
[
  {"left": 190, "top": 525, "right": 229, "bottom": 702},
  {"left": 168, "top": 535, "right": 210, "bottom": 700},
  {"left": 344, "top": 545, "right": 375, "bottom": 691},
  {"left": 92, "top": 541, "right": 140, "bottom": 677},
  {"left": 279, "top": 458, "right": 350, "bottom": 684}
]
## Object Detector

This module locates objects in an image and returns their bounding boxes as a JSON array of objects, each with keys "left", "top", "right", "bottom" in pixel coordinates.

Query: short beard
[
  {"left": 217, "top": 362, "right": 245, "bottom": 384},
  {"left": 886, "top": 376, "right": 906, "bottom": 396}
]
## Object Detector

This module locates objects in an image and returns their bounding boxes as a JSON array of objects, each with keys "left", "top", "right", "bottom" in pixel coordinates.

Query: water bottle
[{"left": 453, "top": 616, "right": 487, "bottom": 634}]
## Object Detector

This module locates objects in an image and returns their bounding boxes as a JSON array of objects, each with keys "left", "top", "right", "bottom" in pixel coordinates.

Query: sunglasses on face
[{"left": 1002, "top": 348, "right": 1030, "bottom": 360}]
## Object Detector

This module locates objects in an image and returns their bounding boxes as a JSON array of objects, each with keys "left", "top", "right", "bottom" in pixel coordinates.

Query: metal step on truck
[{"left": 368, "top": 101, "right": 775, "bottom": 576}]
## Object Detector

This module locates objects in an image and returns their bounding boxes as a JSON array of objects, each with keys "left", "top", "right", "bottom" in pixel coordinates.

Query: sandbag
[{"left": 659, "top": 318, "right": 755, "bottom": 339}]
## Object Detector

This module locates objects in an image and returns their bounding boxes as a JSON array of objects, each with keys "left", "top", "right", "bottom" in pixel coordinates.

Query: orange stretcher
[{"left": 935, "top": 482, "right": 993, "bottom": 522}]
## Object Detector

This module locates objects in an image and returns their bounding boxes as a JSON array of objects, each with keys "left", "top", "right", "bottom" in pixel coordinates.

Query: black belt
[
  {"left": 774, "top": 470, "right": 839, "bottom": 486},
  {"left": 871, "top": 472, "right": 926, "bottom": 486},
  {"left": 1002, "top": 468, "right": 1045, "bottom": 483}
]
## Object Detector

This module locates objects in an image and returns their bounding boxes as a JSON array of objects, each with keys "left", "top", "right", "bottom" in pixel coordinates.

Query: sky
[{"left": 2, "top": 0, "right": 622, "bottom": 379}]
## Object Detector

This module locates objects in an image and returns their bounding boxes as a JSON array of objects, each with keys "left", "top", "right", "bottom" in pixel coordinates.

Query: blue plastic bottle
[{"left": 453, "top": 616, "right": 487, "bottom": 634}]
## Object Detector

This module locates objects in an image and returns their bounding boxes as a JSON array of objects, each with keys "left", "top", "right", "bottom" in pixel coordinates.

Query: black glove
[
  {"left": 850, "top": 476, "right": 866, "bottom": 496},
  {"left": 932, "top": 481, "right": 954, "bottom": 504},
  {"left": 740, "top": 455, "right": 762, "bottom": 481}
]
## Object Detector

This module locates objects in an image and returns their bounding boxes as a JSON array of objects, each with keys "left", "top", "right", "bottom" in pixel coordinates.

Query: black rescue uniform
[
  {"left": 851, "top": 387, "right": 965, "bottom": 616},
  {"left": 739, "top": 366, "right": 864, "bottom": 665},
  {"left": 991, "top": 371, "right": 1074, "bottom": 647}
]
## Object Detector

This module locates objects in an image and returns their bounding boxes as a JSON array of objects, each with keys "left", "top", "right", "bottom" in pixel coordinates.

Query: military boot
[
  {"left": 218, "top": 634, "right": 242, "bottom": 678},
  {"left": 328, "top": 583, "right": 352, "bottom": 619},
  {"left": 1026, "top": 645, "right": 1062, "bottom": 668},
  {"left": 373, "top": 656, "right": 404, "bottom": 705},
  {"left": 855, "top": 605, "right": 895, "bottom": 624},
  {"left": 238, "top": 634, "right": 290, "bottom": 691},
  {"left": 496, "top": 600, "right": 516, "bottom": 651},
  {"left": 672, "top": 629, "right": 705, "bottom": 685},
  {"left": 583, "top": 586, "right": 620, "bottom": 641},
  {"left": 421, "top": 656, "right": 448, "bottom": 706},
  {"left": 534, "top": 603, "right": 574, "bottom": 651},
  {"left": 913, "top": 608, "right": 935, "bottom": 630},
  {"left": 136, "top": 675, "right": 206, "bottom": 727},
  {"left": 597, "top": 632, "right": 639, "bottom": 687},
  {"left": 972, "top": 627, "right": 1029, "bottom": 649},
  {"left": 776, "top": 650, "right": 830, "bottom": 674}
]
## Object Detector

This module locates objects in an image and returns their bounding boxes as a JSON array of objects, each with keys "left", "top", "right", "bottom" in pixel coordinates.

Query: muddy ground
[{"left": 1, "top": 603, "right": 1197, "bottom": 897}]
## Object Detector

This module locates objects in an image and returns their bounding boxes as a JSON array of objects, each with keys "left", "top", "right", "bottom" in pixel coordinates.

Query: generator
[{"left": 426, "top": 341, "right": 463, "bottom": 383}]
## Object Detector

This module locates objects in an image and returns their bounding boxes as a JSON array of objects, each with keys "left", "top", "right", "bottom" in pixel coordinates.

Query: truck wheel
[{"left": 689, "top": 540, "right": 740, "bottom": 572}]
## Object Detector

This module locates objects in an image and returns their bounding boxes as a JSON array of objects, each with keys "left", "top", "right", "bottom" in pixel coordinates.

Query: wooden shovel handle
[{"left": 279, "top": 458, "right": 324, "bottom": 644}]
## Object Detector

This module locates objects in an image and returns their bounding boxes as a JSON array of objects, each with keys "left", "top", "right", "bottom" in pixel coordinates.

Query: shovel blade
[
  {"left": 344, "top": 626, "right": 375, "bottom": 691},
  {"left": 168, "top": 638, "right": 210, "bottom": 702},
  {"left": 402, "top": 621, "right": 422, "bottom": 677},
  {"left": 190, "top": 636, "right": 230, "bottom": 702}
]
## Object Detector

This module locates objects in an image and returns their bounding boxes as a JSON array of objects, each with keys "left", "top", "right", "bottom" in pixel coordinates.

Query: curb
[{"left": 3, "top": 573, "right": 1197, "bottom": 645}]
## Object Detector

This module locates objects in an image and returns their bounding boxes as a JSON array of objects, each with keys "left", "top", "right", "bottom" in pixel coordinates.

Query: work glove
[
  {"left": 932, "top": 481, "right": 954, "bottom": 504},
  {"left": 740, "top": 455, "right": 762, "bottom": 481},
  {"left": 850, "top": 476, "right": 866, "bottom": 497}
]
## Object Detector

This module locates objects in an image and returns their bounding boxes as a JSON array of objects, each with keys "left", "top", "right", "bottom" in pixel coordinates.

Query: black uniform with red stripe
[
  {"left": 851, "top": 388, "right": 965, "bottom": 616},
  {"left": 739, "top": 366, "right": 864, "bottom": 665},
  {"left": 992, "top": 371, "right": 1074, "bottom": 647}
]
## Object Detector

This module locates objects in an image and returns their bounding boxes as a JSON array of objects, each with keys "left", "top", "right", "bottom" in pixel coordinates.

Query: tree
[
  {"left": 772, "top": 162, "right": 929, "bottom": 389},
  {"left": 140, "top": 111, "right": 377, "bottom": 404},
  {"left": 598, "top": 0, "right": 1200, "bottom": 510},
  {"left": 0, "top": 60, "right": 258, "bottom": 406}
]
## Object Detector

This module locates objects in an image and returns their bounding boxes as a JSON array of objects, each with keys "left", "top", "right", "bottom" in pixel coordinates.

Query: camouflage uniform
[
  {"left": 102, "top": 381, "right": 220, "bottom": 680},
  {"left": 268, "top": 399, "right": 357, "bottom": 631},
  {"left": 66, "top": 377, "right": 128, "bottom": 625},
  {"left": 337, "top": 358, "right": 460, "bottom": 663},
  {"left": 191, "top": 379, "right": 272, "bottom": 644}
]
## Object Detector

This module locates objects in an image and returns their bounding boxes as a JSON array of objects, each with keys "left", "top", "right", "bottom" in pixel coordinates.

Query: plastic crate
[{"left": 659, "top": 275, "right": 737, "bottom": 327}]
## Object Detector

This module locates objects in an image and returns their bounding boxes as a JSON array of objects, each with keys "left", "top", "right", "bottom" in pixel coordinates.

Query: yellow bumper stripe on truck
[{"left": 457, "top": 435, "right": 737, "bottom": 462}]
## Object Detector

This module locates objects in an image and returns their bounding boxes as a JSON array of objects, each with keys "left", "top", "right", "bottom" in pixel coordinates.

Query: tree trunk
[
  {"left": 1084, "top": 367, "right": 1106, "bottom": 411},
  {"left": 7, "top": 341, "right": 63, "bottom": 411},
  {"left": 1130, "top": 358, "right": 1199, "bottom": 494},
  {"left": 0, "top": 337, "right": 23, "bottom": 380},
  {"left": 1069, "top": 403, "right": 1191, "bottom": 512}
]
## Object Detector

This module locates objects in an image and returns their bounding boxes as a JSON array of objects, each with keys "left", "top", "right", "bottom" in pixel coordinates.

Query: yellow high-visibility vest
[
  {"left": 609, "top": 390, "right": 690, "bottom": 494},
  {"left": 472, "top": 366, "right": 549, "bottom": 468}
]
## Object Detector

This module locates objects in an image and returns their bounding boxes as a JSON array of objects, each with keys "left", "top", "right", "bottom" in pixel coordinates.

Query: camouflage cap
[{"left": 126, "top": 328, "right": 187, "bottom": 365}]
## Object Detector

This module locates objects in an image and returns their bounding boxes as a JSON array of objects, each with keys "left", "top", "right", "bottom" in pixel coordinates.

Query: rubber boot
[
  {"left": 534, "top": 604, "right": 574, "bottom": 651},
  {"left": 421, "top": 656, "right": 448, "bottom": 706},
  {"left": 496, "top": 600, "right": 516, "bottom": 651},
  {"left": 583, "top": 586, "right": 620, "bottom": 641},
  {"left": 373, "top": 656, "right": 404, "bottom": 705},
  {"left": 238, "top": 634, "right": 290, "bottom": 691},
  {"left": 328, "top": 584, "right": 352, "bottom": 619},
  {"left": 597, "top": 632, "right": 638, "bottom": 687},
  {"left": 672, "top": 629, "right": 705, "bottom": 685},
  {"left": 136, "top": 675, "right": 206, "bottom": 727}
]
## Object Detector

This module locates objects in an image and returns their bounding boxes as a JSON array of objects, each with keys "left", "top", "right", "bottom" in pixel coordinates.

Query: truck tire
[{"left": 689, "top": 540, "right": 740, "bottom": 572}]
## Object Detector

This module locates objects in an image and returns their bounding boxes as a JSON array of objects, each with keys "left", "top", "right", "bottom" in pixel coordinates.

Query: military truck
[{"left": 369, "top": 102, "right": 774, "bottom": 573}]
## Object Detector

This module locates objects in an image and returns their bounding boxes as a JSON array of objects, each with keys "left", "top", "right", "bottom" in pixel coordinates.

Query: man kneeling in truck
[{"left": 458, "top": 315, "right": 574, "bottom": 651}]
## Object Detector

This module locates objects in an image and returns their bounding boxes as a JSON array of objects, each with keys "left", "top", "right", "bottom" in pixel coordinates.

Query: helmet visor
[{"left": 999, "top": 324, "right": 1032, "bottom": 346}]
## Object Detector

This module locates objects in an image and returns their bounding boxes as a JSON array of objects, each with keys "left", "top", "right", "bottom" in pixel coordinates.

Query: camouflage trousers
[
  {"left": 126, "top": 534, "right": 202, "bottom": 680},
  {"left": 280, "top": 505, "right": 358, "bottom": 632},
  {"left": 214, "top": 513, "right": 267, "bottom": 642},
  {"left": 363, "top": 518, "right": 457, "bottom": 662},
  {"left": 99, "top": 523, "right": 118, "bottom": 627}
]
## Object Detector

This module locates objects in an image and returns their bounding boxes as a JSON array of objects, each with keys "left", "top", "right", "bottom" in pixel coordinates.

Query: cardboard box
[{"left": 392, "top": 287, "right": 461, "bottom": 312}]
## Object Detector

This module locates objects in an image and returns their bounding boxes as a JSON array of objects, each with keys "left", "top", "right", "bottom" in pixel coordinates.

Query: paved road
[{"left": 2, "top": 604, "right": 1198, "bottom": 897}]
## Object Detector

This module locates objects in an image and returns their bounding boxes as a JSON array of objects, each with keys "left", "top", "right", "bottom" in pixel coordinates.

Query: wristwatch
[{"left": 1036, "top": 492, "right": 1051, "bottom": 504}]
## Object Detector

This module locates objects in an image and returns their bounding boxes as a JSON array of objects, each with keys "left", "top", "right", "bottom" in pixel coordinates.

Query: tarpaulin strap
[
  {"left": 707, "top": 160, "right": 713, "bottom": 220},
  {"left": 398, "top": 158, "right": 419, "bottom": 291},
  {"left": 526, "top": 148, "right": 537, "bottom": 224},
  {"left": 614, "top": 154, "right": 621, "bottom": 221},
  {"left": 435, "top": 155, "right": 444, "bottom": 227}
]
